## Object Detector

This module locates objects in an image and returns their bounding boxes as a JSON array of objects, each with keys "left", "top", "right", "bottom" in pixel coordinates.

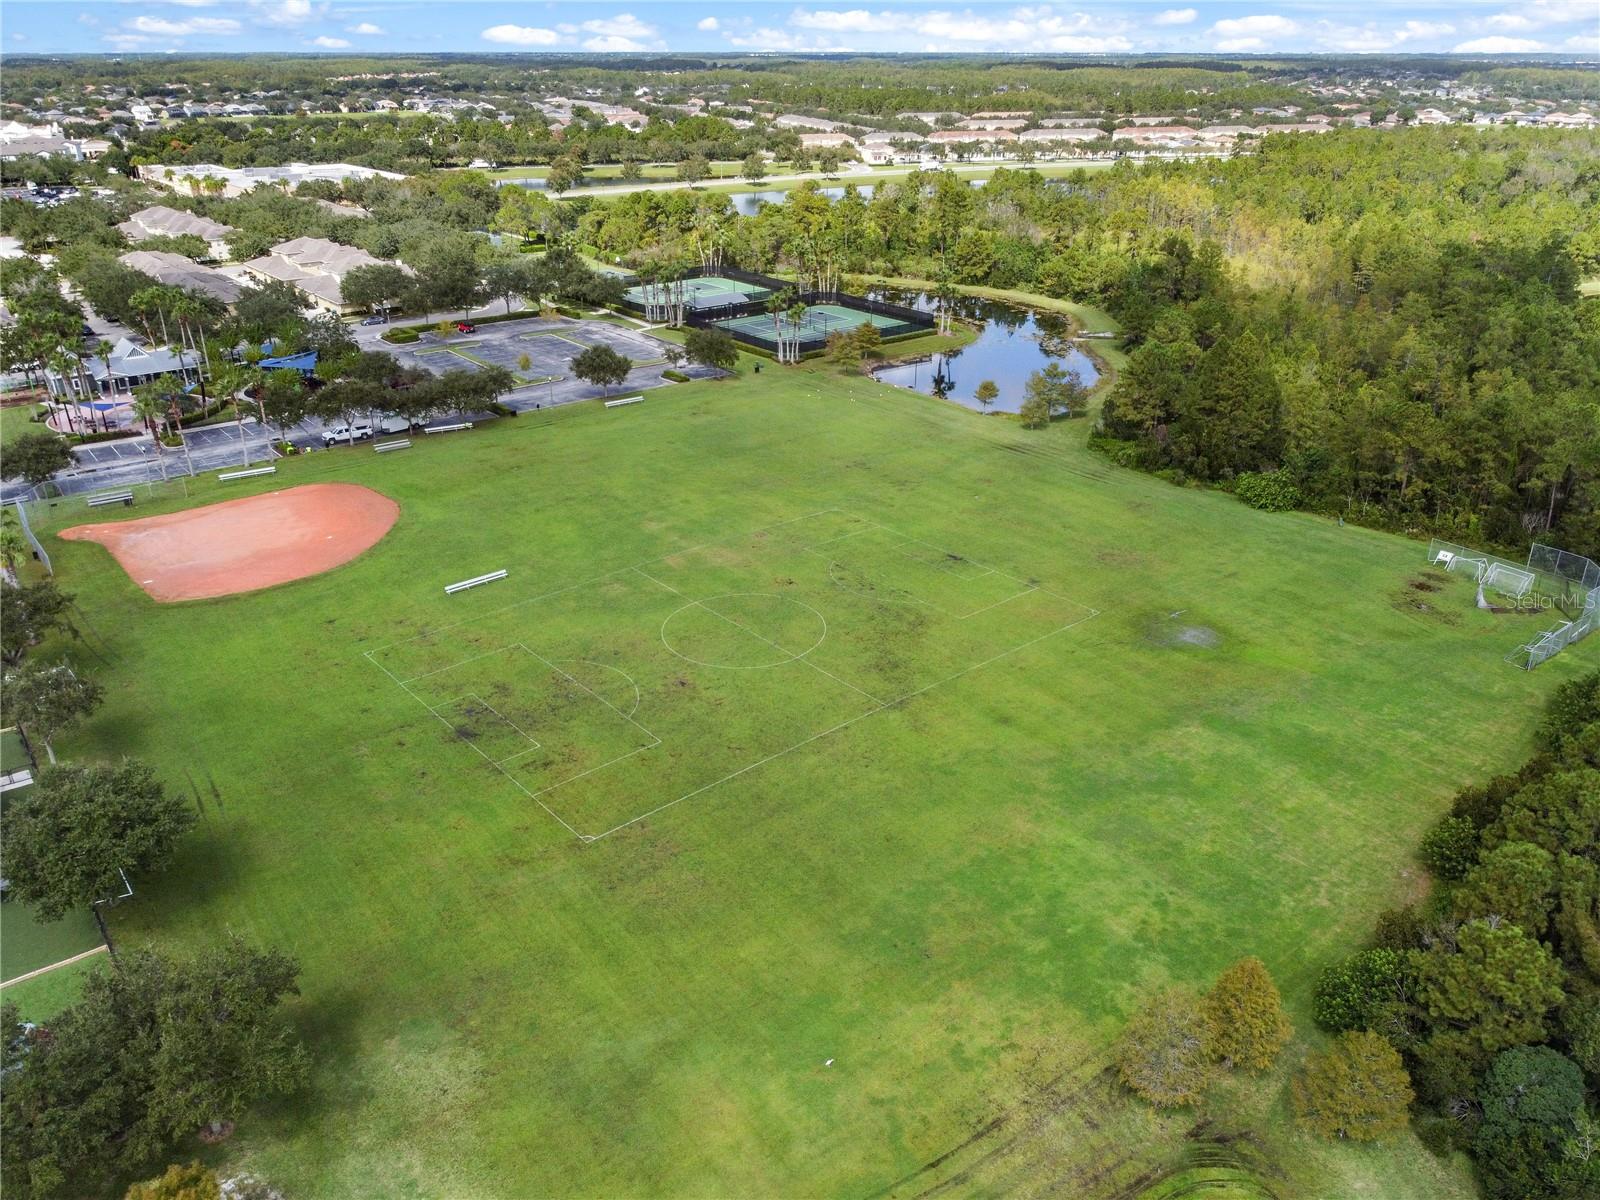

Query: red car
[{"left": 456, "top": 321, "right": 476, "bottom": 333}]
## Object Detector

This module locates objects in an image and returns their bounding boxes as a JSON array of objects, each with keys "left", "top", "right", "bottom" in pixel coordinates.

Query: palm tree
[
  {"left": 94, "top": 339, "right": 117, "bottom": 420},
  {"left": 148, "top": 373, "right": 195, "bottom": 476},
  {"left": 130, "top": 382, "right": 170, "bottom": 481}
]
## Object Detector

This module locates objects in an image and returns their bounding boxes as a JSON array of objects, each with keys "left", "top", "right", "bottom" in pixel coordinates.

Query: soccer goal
[
  {"left": 1484, "top": 562, "right": 1535, "bottom": 599},
  {"left": 1432, "top": 548, "right": 1487, "bottom": 580}
]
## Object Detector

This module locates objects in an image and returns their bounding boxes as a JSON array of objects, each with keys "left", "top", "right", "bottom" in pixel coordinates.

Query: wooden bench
[
  {"left": 374, "top": 439, "right": 411, "bottom": 453},
  {"left": 217, "top": 466, "right": 276, "bottom": 482},
  {"left": 603, "top": 395, "right": 643, "bottom": 409},
  {"left": 425, "top": 422, "right": 472, "bottom": 435},
  {"left": 444, "top": 569, "right": 507, "bottom": 595},
  {"left": 86, "top": 490, "right": 134, "bottom": 508}
]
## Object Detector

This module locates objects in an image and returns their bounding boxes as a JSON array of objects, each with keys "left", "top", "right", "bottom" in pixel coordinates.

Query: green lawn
[
  {"left": 1, "top": 399, "right": 44, "bottom": 448},
  {"left": 29, "top": 357, "right": 1583, "bottom": 1198}
]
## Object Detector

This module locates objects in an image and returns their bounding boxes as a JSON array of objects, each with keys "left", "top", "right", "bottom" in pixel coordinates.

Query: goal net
[{"left": 1484, "top": 563, "right": 1535, "bottom": 599}]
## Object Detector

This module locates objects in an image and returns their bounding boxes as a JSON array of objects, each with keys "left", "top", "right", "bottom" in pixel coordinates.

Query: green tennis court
[
  {"left": 714, "top": 303, "right": 910, "bottom": 345},
  {"left": 622, "top": 275, "right": 773, "bottom": 310}
]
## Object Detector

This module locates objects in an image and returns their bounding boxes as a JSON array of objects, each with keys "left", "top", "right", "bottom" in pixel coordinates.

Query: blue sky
[{"left": 2, "top": 1, "right": 1595, "bottom": 58}]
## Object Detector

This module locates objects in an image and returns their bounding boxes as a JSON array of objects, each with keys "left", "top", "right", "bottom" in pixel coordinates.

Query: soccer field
[{"left": 31, "top": 364, "right": 1582, "bottom": 1198}]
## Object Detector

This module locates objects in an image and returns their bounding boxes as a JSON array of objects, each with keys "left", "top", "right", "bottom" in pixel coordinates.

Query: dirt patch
[{"left": 60, "top": 482, "right": 399, "bottom": 602}]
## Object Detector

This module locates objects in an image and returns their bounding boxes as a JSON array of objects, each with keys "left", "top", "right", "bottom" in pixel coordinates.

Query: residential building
[
  {"left": 118, "top": 250, "right": 244, "bottom": 306},
  {"left": 775, "top": 114, "right": 842, "bottom": 132},
  {"left": 797, "top": 132, "right": 858, "bottom": 150},
  {"left": 957, "top": 118, "right": 1027, "bottom": 132},
  {"left": 239, "top": 237, "right": 401, "bottom": 315},
  {"left": 118, "top": 206, "right": 238, "bottom": 259}
]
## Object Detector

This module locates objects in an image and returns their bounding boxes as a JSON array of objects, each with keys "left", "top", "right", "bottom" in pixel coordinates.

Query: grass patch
[
  {"left": 1, "top": 399, "right": 45, "bottom": 447},
  {"left": 32, "top": 362, "right": 1580, "bottom": 1198}
]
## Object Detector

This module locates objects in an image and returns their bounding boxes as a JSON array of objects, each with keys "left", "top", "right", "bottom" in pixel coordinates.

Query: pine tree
[
  {"left": 1292, "top": 1031, "right": 1414, "bottom": 1142},
  {"left": 1115, "top": 987, "right": 1215, "bottom": 1108},
  {"left": 1202, "top": 957, "right": 1292, "bottom": 1072}
]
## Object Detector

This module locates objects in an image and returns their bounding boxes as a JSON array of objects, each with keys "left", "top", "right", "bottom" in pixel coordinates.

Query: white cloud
[
  {"left": 1485, "top": 0, "right": 1597, "bottom": 31},
  {"left": 1210, "top": 14, "right": 1297, "bottom": 38},
  {"left": 10, "top": 32, "right": 25, "bottom": 42},
  {"left": 579, "top": 13, "right": 663, "bottom": 44},
  {"left": 347, "top": 22, "right": 383, "bottom": 35},
  {"left": 1313, "top": 18, "right": 1455, "bottom": 52},
  {"left": 785, "top": 7, "right": 1130, "bottom": 50},
  {"left": 1566, "top": 32, "right": 1600, "bottom": 52},
  {"left": 1152, "top": 8, "right": 1197, "bottom": 25},
  {"left": 791, "top": 9, "right": 904, "bottom": 33},
  {"left": 724, "top": 26, "right": 819, "bottom": 49},
  {"left": 250, "top": 1, "right": 322, "bottom": 27},
  {"left": 1453, "top": 35, "right": 1550, "bottom": 51},
  {"left": 167, "top": 1, "right": 219, "bottom": 6},
  {"left": 129, "top": 15, "right": 242, "bottom": 36},
  {"left": 1215, "top": 37, "right": 1265, "bottom": 51},
  {"left": 482, "top": 23, "right": 562, "bottom": 46},
  {"left": 103, "top": 33, "right": 159, "bottom": 50},
  {"left": 583, "top": 35, "right": 650, "bottom": 50},
  {"left": 310, "top": 35, "right": 350, "bottom": 48},
  {"left": 696, "top": 17, "right": 720, "bottom": 31}
]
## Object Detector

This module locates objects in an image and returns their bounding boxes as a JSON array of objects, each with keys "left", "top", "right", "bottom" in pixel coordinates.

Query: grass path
[{"left": 32, "top": 360, "right": 1567, "bottom": 1199}]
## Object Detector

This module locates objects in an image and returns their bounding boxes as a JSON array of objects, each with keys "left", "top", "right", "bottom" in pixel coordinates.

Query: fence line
[
  {"left": 11, "top": 498, "right": 51, "bottom": 576},
  {"left": 1427, "top": 539, "right": 1600, "bottom": 670}
]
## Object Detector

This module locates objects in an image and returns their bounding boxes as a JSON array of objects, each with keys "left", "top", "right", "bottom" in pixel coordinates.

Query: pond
[{"left": 868, "top": 290, "right": 1101, "bottom": 416}]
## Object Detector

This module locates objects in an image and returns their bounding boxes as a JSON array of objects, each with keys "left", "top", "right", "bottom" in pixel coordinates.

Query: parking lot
[
  {"left": 386, "top": 316, "right": 725, "bottom": 411},
  {"left": 42, "top": 423, "right": 277, "bottom": 497}
]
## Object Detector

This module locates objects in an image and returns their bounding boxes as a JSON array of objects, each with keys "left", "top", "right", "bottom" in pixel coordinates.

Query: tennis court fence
[{"left": 685, "top": 290, "right": 935, "bottom": 357}]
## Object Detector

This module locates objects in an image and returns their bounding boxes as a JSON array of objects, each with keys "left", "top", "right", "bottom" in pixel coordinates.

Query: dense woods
[{"left": 1316, "top": 672, "right": 1600, "bottom": 1198}]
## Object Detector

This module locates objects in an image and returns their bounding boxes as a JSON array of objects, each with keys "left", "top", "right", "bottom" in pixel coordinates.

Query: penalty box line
[{"left": 583, "top": 605, "right": 1101, "bottom": 843}]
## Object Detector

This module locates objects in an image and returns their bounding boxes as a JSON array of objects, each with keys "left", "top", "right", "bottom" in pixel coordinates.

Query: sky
[{"left": 0, "top": 1, "right": 1595, "bottom": 59}]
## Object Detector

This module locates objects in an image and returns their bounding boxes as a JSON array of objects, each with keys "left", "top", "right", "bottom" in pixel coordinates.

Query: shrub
[
  {"left": 1537, "top": 670, "right": 1599, "bottom": 760},
  {"left": 661, "top": 369, "right": 690, "bottom": 383},
  {"left": 69, "top": 427, "right": 141, "bottom": 446},
  {"left": 1201, "top": 957, "right": 1292, "bottom": 1072},
  {"left": 1114, "top": 987, "right": 1216, "bottom": 1107},
  {"left": 381, "top": 327, "right": 421, "bottom": 345},
  {"left": 1292, "top": 1030, "right": 1414, "bottom": 1142},
  {"left": 1233, "top": 469, "right": 1302, "bottom": 512},
  {"left": 1420, "top": 814, "right": 1481, "bottom": 880},
  {"left": 1313, "top": 947, "right": 1409, "bottom": 1033}
]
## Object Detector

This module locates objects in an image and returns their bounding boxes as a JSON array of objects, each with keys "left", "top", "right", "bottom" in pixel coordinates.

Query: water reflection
[{"left": 868, "top": 290, "right": 1101, "bottom": 415}]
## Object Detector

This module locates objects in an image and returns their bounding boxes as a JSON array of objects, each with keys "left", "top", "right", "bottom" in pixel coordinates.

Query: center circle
[{"left": 660, "top": 593, "right": 827, "bottom": 670}]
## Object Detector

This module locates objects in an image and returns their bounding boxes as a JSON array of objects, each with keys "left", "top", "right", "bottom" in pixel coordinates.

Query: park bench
[
  {"left": 217, "top": 466, "right": 276, "bottom": 482},
  {"left": 444, "top": 569, "right": 507, "bottom": 595},
  {"left": 374, "top": 439, "right": 411, "bottom": 453},
  {"left": 425, "top": 422, "right": 473, "bottom": 435},
  {"left": 86, "top": 490, "right": 134, "bottom": 508},
  {"left": 603, "top": 396, "right": 643, "bottom": 409}
]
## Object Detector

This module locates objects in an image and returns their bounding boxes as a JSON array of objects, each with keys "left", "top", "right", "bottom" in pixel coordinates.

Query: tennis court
[
  {"left": 622, "top": 274, "right": 773, "bottom": 311},
  {"left": 715, "top": 303, "right": 911, "bottom": 345}
]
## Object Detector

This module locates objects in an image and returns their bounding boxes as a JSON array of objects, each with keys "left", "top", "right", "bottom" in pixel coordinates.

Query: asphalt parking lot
[{"left": 385, "top": 316, "right": 724, "bottom": 410}]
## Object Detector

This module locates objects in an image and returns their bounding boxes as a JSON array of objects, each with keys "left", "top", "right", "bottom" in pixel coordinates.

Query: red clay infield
[{"left": 60, "top": 482, "right": 399, "bottom": 602}]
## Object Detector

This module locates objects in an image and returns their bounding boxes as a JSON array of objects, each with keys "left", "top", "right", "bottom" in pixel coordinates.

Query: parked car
[
  {"left": 361, "top": 315, "right": 387, "bottom": 326},
  {"left": 455, "top": 321, "right": 476, "bottom": 333},
  {"left": 321, "top": 422, "right": 373, "bottom": 447}
]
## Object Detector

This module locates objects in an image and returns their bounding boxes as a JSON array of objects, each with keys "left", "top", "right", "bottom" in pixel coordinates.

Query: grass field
[
  {"left": 1, "top": 399, "right": 44, "bottom": 447},
  {"left": 27, "top": 357, "right": 1585, "bottom": 1198}
]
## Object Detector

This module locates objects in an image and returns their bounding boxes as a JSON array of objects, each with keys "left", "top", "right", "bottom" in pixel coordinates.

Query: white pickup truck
[{"left": 321, "top": 422, "right": 373, "bottom": 447}]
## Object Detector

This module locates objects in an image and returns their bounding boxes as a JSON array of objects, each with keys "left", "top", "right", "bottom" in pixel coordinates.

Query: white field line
[
  {"left": 694, "top": 597, "right": 885, "bottom": 706},
  {"left": 584, "top": 606, "right": 1100, "bottom": 841},
  {"left": 362, "top": 507, "right": 1098, "bottom": 842},
  {"left": 2, "top": 943, "right": 108, "bottom": 987}
]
